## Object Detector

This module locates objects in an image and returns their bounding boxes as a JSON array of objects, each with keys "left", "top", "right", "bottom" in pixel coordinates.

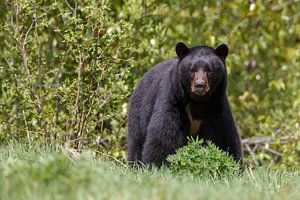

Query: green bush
[
  {"left": 0, "top": 0, "right": 135, "bottom": 157},
  {"left": 167, "top": 138, "right": 240, "bottom": 178}
]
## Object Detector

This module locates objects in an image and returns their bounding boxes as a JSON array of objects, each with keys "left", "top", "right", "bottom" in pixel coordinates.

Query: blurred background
[{"left": 0, "top": 0, "right": 299, "bottom": 169}]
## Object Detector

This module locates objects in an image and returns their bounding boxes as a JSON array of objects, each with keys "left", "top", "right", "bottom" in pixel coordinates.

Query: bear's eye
[
  {"left": 207, "top": 69, "right": 213, "bottom": 77},
  {"left": 190, "top": 66, "right": 195, "bottom": 73}
]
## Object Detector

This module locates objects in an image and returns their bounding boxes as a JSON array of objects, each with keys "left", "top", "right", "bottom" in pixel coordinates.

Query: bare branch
[{"left": 242, "top": 136, "right": 299, "bottom": 146}]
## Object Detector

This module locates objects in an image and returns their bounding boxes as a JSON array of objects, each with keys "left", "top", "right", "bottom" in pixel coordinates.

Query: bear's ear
[
  {"left": 215, "top": 44, "right": 229, "bottom": 60},
  {"left": 176, "top": 42, "right": 189, "bottom": 60}
]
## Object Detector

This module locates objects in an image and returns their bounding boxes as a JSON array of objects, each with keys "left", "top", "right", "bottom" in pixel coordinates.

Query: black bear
[{"left": 127, "top": 42, "right": 242, "bottom": 166}]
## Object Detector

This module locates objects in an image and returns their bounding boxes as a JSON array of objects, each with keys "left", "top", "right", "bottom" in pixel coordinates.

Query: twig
[
  {"left": 242, "top": 135, "right": 298, "bottom": 165},
  {"left": 242, "top": 136, "right": 299, "bottom": 146},
  {"left": 245, "top": 143, "right": 259, "bottom": 165},
  {"left": 95, "top": 150, "right": 127, "bottom": 167}
]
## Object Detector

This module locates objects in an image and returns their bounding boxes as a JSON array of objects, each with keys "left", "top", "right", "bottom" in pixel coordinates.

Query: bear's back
[
  {"left": 133, "top": 58, "right": 177, "bottom": 99},
  {"left": 142, "top": 59, "right": 177, "bottom": 83}
]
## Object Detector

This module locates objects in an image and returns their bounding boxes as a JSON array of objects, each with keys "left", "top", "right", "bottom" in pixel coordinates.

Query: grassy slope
[{"left": 0, "top": 143, "right": 299, "bottom": 200}]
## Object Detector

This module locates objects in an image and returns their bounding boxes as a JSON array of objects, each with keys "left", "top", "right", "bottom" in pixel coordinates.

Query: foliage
[
  {"left": 0, "top": 0, "right": 132, "bottom": 157},
  {"left": 0, "top": 0, "right": 299, "bottom": 168},
  {"left": 0, "top": 143, "right": 299, "bottom": 200},
  {"left": 167, "top": 138, "right": 240, "bottom": 178}
]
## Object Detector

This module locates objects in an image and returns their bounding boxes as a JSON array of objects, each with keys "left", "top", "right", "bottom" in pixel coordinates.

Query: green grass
[{"left": 0, "top": 143, "right": 299, "bottom": 200}]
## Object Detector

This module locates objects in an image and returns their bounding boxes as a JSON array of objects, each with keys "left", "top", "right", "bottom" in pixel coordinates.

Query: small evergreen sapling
[{"left": 167, "top": 138, "right": 240, "bottom": 178}]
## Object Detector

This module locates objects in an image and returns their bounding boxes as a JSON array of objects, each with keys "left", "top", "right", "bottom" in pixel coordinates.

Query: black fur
[{"left": 127, "top": 42, "right": 242, "bottom": 167}]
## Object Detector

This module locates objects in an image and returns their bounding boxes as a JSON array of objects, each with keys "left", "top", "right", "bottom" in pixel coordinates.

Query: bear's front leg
[{"left": 141, "top": 110, "right": 187, "bottom": 166}]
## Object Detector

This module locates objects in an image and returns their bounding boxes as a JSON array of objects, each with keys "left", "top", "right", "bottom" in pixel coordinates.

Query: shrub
[
  {"left": 167, "top": 138, "right": 240, "bottom": 178},
  {"left": 0, "top": 1, "right": 135, "bottom": 156}
]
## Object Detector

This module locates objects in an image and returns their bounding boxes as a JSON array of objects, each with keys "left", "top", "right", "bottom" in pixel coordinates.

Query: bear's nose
[{"left": 195, "top": 82, "right": 205, "bottom": 91}]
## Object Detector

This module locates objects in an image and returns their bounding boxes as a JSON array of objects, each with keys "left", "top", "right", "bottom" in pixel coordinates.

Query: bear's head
[{"left": 176, "top": 42, "right": 228, "bottom": 101}]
